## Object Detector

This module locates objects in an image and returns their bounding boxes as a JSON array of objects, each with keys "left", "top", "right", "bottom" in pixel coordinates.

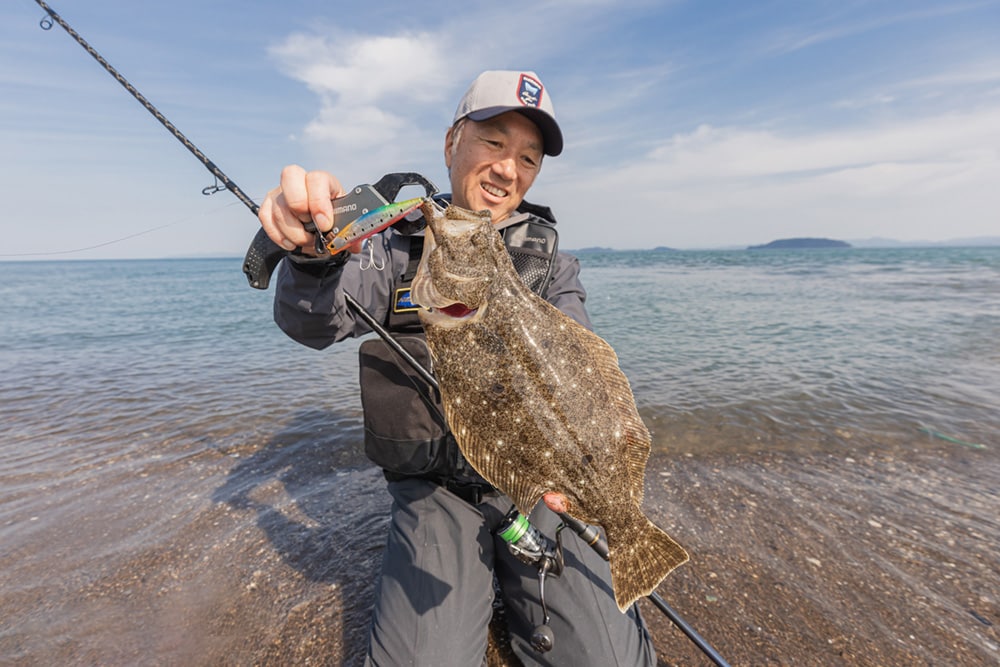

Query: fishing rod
[
  {"left": 556, "top": 513, "right": 731, "bottom": 667},
  {"left": 32, "top": 0, "right": 388, "bottom": 353},
  {"left": 34, "top": 3, "right": 730, "bottom": 663},
  {"left": 33, "top": 0, "right": 258, "bottom": 215}
]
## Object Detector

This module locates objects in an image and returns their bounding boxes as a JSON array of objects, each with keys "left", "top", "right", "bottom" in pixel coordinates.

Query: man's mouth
[{"left": 481, "top": 182, "right": 507, "bottom": 199}]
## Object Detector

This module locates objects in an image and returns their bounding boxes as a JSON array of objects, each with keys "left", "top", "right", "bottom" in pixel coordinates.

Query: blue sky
[{"left": 2, "top": 0, "right": 998, "bottom": 259}]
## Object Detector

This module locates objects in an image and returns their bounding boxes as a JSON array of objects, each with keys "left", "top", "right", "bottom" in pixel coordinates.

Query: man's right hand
[{"left": 257, "top": 165, "right": 345, "bottom": 255}]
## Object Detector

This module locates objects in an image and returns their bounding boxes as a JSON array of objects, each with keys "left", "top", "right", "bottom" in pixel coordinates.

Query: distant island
[
  {"left": 748, "top": 238, "right": 851, "bottom": 250},
  {"left": 559, "top": 235, "right": 1000, "bottom": 254}
]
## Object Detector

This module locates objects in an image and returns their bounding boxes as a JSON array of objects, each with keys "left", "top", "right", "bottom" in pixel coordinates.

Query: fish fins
[
  {"left": 443, "top": 406, "right": 546, "bottom": 516},
  {"left": 578, "top": 327, "right": 652, "bottom": 505},
  {"left": 606, "top": 514, "right": 689, "bottom": 612},
  {"left": 507, "top": 480, "right": 547, "bottom": 519}
]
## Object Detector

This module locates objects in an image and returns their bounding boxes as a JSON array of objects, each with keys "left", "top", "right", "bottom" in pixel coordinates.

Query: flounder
[{"left": 410, "top": 200, "right": 688, "bottom": 611}]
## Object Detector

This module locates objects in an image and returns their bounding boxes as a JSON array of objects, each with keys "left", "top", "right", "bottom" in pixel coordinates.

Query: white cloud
[
  {"left": 268, "top": 30, "right": 454, "bottom": 153},
  {"left": 270, "top": 33, "right": 451, "bottom": 103},
  {"left": 762, "top": 3, "right": 994, "bottom": 56},
  {"left": 543, "top": 105, "right": 1000, "bottom": 248},
  {"left": 265, "top": 0, "right": 642, "bottom": 156},
  {"left": 899, "top": 61, "right": 1000, "bottom": 89},
  {"left": 639, "top": 107, "right": 1000, "bottom": 183}
]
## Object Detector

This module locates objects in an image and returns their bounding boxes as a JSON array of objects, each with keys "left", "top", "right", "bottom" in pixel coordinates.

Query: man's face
[{"left": 444, "top": 111, "right": 544, "bottom": 223}]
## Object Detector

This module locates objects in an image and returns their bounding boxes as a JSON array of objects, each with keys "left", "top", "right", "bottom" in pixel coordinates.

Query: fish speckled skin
[{"left": 411, "top": 201, "right": 688, "bottom": 611}]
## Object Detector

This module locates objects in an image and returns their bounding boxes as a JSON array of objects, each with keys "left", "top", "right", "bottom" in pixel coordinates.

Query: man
[{"left": 258, "top": 71, "right": 656, "bottom": 666}]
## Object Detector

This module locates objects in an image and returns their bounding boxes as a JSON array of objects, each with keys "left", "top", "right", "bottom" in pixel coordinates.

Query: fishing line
[
  {"left": 28, "top": 0, "right": 422, "bottom": 385},
  {"left": 0, "top": 199, "right": 254, "bottom": 258}
]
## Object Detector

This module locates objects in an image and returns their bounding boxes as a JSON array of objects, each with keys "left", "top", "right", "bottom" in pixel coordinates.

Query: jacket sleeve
[
  {"left": 272, "top": 233, "right": 404, "bottom": 349},
  {"left": 546, "top": 251, "right": 594, "bottom": 331}
]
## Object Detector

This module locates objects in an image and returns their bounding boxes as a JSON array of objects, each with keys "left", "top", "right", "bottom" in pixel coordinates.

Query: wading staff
[{"left": 34, "top": 3, "right": 730, "bottom": 663}]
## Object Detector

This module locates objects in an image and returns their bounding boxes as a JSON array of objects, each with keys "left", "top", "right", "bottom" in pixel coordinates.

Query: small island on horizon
[
  {"left": 558, "top": 235, "right": 1000, "bottom": 254},
  {"left": 748, "top": 237, "right": 851, "bottom": 250}
]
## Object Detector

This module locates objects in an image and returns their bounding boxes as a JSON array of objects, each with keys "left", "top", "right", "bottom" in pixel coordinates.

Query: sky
[{"left": 1, "top": 0, "right": 999, "bottom": 259}]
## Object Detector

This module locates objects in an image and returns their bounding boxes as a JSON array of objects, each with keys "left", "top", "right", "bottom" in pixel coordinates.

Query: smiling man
[
  {"left": 444, "top": 71, "right": 555, "bottom": 223},
  {"left": 257, "top": 70, "right": 657, "bottom": 667}
]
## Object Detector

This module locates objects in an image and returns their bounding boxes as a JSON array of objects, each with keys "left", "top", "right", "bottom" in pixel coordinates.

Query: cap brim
[{"left": 466, "top": 106, "right": 563, "bottom": 157}]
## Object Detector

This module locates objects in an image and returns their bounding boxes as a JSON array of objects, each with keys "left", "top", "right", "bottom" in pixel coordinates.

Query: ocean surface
[{"left": 1, "top": 247, "right": 997, "bottom": 664}]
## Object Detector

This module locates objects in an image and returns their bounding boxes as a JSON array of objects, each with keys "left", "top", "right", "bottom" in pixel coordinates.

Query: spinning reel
[{"left": 496, "top": 507, "right": 566, "bottom": 653}]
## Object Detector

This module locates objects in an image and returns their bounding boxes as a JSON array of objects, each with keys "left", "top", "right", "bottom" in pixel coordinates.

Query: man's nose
[{"left": 492, "top": 157, "right": 516, "bottom": 180}]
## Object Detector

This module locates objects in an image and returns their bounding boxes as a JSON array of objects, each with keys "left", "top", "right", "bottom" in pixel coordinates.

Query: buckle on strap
[{"left": 445, "top": 479, "right": 492, "bottom": 505}]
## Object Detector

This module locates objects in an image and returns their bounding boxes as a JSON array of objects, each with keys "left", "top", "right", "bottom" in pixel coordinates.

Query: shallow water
[
  {"left": 582, "top": 247, "right": 999, "bottom": 454},
  {"left": 1, "top": 248, "right": 997, "bottom": 664}
]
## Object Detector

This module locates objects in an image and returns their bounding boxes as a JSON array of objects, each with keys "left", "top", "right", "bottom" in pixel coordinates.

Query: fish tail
[{"left": 606, "top": 515, "right": 689, "bottom": 612}]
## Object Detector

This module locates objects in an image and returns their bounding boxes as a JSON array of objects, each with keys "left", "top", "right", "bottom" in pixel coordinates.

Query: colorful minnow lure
[{"left": 325, "top": 197, "right": 426, "bottom": 254}]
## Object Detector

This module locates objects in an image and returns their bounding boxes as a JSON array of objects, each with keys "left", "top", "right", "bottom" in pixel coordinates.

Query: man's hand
[
  {"left": 258, "top": 165, "right": 344, "bottom": 254},
  {"left": 543, "top": 491, "right": 569, "bottom": 514}
]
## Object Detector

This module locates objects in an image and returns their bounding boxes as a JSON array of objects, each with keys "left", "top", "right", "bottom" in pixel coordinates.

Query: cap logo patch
[{"left": 517, "top": 74, "right": 543, "bottom": 108}]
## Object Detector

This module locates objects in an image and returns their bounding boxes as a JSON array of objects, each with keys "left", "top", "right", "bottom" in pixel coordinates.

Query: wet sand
[
  {"left": 2, "top": 437, "right": 996, "bottom": 666},
  {"left": 642, "top": 442, "right": 998, "bottom": 666}
]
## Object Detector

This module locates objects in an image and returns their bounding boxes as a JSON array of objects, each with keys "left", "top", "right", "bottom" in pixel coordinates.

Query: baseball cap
[{"left": 453, "top": 70, "right": 563, "bottom": 156}]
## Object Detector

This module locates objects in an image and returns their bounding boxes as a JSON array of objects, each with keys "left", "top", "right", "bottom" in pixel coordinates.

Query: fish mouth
[
  {"left": 411, "top": 266, "right": 484, "bottom": 323},
  {"left": 412, "top": 268, "right": 486, "bottom": 307},
  {"left": 437, "top": 302, "right": 477, "bottom": 318},
  {"left": 421, "top": 300, "right": 486, "bottom": 327},
  {"left": 410, "top": 205, "right": 489, "bottom": 325}
]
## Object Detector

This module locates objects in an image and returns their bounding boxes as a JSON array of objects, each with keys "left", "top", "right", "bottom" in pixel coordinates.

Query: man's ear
[{"left": 444, "top": 126, "right": 455, "bottom": 170}]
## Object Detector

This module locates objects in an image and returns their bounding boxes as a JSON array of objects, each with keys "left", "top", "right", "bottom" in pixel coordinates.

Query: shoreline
[
  {"left": 642, "top": 441, "right": 998, "bottom": 666},
  {"left": 1, "top": 439, "right": 995, "bottom": 665}
]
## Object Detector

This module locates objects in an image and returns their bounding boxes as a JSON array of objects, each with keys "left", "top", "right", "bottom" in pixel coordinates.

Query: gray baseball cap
[{"left": 453, "top": 70, "right": 563, "bottom": 156}]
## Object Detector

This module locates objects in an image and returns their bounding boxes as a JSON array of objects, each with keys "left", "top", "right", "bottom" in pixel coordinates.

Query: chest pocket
[
  {"left": 502, "top": 219, "right": 558, "bottom": 298},
  {"left": 358, "top": 334, "right": 453, "bottom": 476}
]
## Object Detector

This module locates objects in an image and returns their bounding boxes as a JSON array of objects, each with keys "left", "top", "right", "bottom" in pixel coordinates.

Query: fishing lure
[{"left": 324, "top": 197, "right": 426, "bottom": 255}]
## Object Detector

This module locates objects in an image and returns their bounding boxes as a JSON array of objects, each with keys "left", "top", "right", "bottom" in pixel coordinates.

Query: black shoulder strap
[
  {"left": 387, "top": 234, "right": 426, "bottom": 333},
  {"left": 402, "top": 234, "right": 424, "bottom": 283},
  {"left": 516, "top": 198, "right": 557, "bottom": 224}
]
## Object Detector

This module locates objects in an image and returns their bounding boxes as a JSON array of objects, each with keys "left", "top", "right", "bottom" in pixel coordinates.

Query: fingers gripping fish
[{"left": 410, "top": 200, "right": 688, "bottom": 612}]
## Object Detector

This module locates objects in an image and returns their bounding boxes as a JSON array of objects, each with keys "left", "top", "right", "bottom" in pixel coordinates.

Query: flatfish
[{"left": 410, "top": 200, "right": 688, "bottom": 611}]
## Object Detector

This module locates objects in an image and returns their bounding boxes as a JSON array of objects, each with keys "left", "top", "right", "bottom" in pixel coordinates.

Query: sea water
[
  {"left": 1, "top": 248, "right": 997, "bottom": 662},
  {"left": 581, "top": 247, "right": 999, "bottom": 453}
]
